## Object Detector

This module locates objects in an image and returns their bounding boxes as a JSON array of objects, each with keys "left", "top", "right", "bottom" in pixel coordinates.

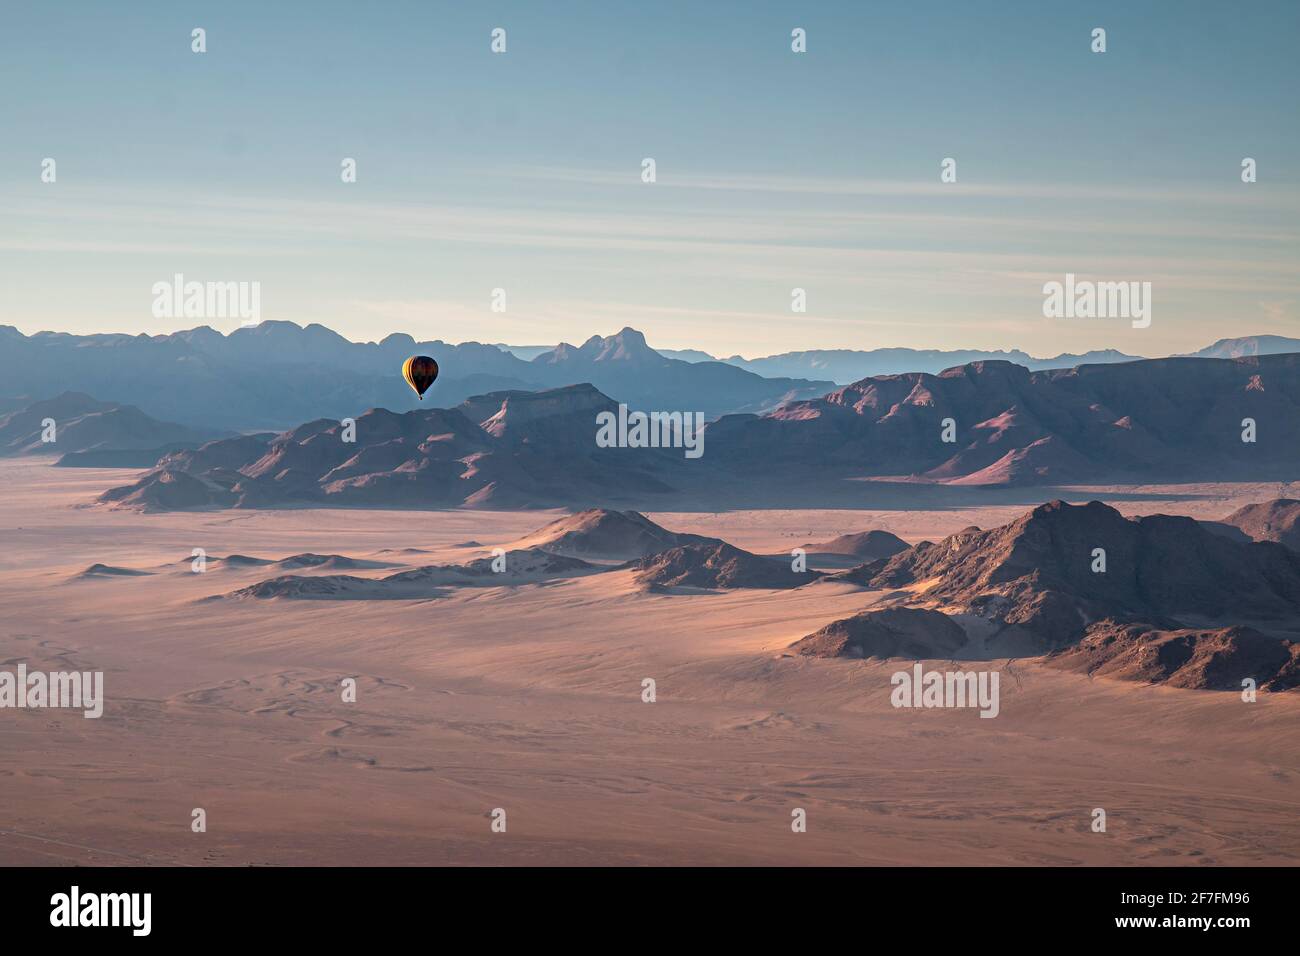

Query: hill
[
  {"left": 0, "top": 392, "right": 223, "bottom": 457},
  {"left": 798, "top": 500, "right": 1300, "bottom": 689},
  {"left": 800, "top": 530, "right": 909, "bottom": 560},
  {"left": 1218, "top": 498, "right": 1300, "bottom": 550},
  {"left": 506, "top": 508, "right": 721, "bottom": 560},
  {"left": 631, "top": 542, "right": 817, "bottom": 591}
]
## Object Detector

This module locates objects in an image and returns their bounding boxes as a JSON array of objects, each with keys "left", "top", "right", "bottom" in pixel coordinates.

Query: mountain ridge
[
  {"left": 95, "top": 353, "right": 1300, "bottom": 511},
  {"left": 0, "top": 323, "right": 832, "bottom": 430}
]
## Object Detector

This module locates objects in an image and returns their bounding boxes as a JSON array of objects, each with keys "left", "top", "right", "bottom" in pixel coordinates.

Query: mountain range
[
  {"left": 0, "top": 391, "right": 225, "bottom": 461},
  {"left": 92, "top": 350, "right": 1300, "bottom": 510},
  {"left": 6, "top": 321, "right": 1298, "bottom": 435},
  {"left": 98, "top": 384, "right": 684, "bottom": 511},
  {"left": 503, "top": 334, "right": 1300, "bottom": 385},
  {"left": 0, "top": 323, "right": 831, "bottom": 431},
  {"left": 706, "top": 352, "right": 1300, "bottom": 486}
]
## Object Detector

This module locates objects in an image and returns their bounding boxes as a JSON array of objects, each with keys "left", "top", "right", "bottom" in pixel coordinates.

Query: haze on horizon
[{"left": 2, "top": 1, "right": 1297, "bottom": 359}]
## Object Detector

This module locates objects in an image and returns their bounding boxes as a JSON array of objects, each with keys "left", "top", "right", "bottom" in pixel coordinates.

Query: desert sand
[{"left": 1, "top": 458, "right": 1297, "bottom": 865}]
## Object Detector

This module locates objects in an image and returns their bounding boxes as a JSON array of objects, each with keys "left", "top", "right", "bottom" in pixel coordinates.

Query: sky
[{"left": 1, "top": 0, "right": 1297, "bottom": 359}]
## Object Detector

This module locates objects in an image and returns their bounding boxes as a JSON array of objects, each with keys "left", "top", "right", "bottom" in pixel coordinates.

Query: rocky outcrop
[
  {"left": 795, "top": 500, "right": 1300, "bottom": 691},
  {"left": 1218, "top": 498, "right": 1300, "bottom": 550},
  {"left": 791, "top": 607, "right": 967, "bottom": 660},
  {"left": 632, "top": 542, "right": 817, "bottom": 591},
  {"left": 508, "top": 509, "right": 720, "bottom": 560},
  {"left": 1048, "top": 620, "right": 1300, "bottom": 691}
]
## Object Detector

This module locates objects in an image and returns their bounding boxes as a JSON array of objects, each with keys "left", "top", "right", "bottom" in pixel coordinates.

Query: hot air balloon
[{"left": 401, "top": 355, "right": 439, "bottom": 400}]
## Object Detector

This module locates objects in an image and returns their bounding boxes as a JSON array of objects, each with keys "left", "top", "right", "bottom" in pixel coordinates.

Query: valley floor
[{"left": 1, "top": 459, "right": 1297, "bottom": 865}]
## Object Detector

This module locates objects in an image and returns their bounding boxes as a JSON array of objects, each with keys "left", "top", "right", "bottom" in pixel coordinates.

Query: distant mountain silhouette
[
  {"left": 0, "top": 392, "right": 223, "bottom": 457},
  {"left": 522, "top": 327, "right": 831, "bottom": 416},
  {"left": 722, "top": 346, "right": 1144, "bottom": 384},
  {"left": 0, "top": 323, "right": 830, "bottom": 430},
  {"left": 1191, "top": 335, "right": 1300, "bottom": 359},
  {"left": 691, "top": 334, "right": 1300, "bottom": 384},
  {"left": 8, "top": 320, "right": 1296, "bottom": 430}
]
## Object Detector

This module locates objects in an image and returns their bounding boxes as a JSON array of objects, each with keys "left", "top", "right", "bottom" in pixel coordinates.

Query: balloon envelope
[{"left": 402, "top": 355, "right": 439, "bottom": 399}]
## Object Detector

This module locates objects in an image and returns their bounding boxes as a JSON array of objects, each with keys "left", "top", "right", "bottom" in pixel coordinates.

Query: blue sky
[{"left": 1, "top": 0, "right": 1296, "bottom": 357}]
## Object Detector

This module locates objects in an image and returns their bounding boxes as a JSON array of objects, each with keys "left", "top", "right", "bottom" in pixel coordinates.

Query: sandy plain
[{"left": 1, "top": 458, "right": 1297, "bottom": 865}]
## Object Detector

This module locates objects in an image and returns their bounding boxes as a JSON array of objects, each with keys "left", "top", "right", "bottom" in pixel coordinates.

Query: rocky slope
[
  {"left": 791, "top": 607, "right": 966, "bottom": 659},
  {"left": 0, "top": 392, "right": 223, "bottom": 457},
  {"left": 1047, "top": 621, "right": 1300, "bottom": 691},
  {"left": 1218, "top": 498, "right": 1300, "bottom": 550},
  {"left": 797, "top": 500, "right": 1300, "bottom": 690},
  {"left": 631, "top": 542, "right": 817, "bottom": 591},
  {"left": 706, "top": 354, "right": 1300, "bottom": 485},
  {"left": 101, "top": 384, "right": 685, "bottom": 511},
  {"left": 507, "top": 508, "right": 721, "bottom": 560}
]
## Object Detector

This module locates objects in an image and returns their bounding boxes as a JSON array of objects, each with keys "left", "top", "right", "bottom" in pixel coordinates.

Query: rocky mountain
[
  {"left": 100, "top": 384, "right": 684, "bottom": 511},
  {"left": 1217, "top": 498, "right": 1300, "bottom": 550},
  {"left": 97, "top": 352, "right": 1300, "bottom": 511},
  {"left": 799, "top": 500, "right": 1300, "bottom": 689},
  {"left": 791, "top": 607, "right": 967, "bottom": 660},
  {"left": 0, "top": 323, "right": 831, "bottom": 430},
  {"left": 706, "top": 354, "right": 1300, "bottom": 486},
  {"left": 1192, "top": 335, "right": 1300, "bottom": 360},
  {"left": 522, "top": 327, "right": 831, "bottom": 416},
  {"left": 631, "top": 542, "right": 816, "bottom": 591},
  {"left": 507, "top": 509, "right": 721, "bottom": 560},
  {"left": 0, "top": 392, "right": 224, "bottom": 458},
  {"left": 1047, "top": 621, "right": 1300, "bottom": 691}
]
